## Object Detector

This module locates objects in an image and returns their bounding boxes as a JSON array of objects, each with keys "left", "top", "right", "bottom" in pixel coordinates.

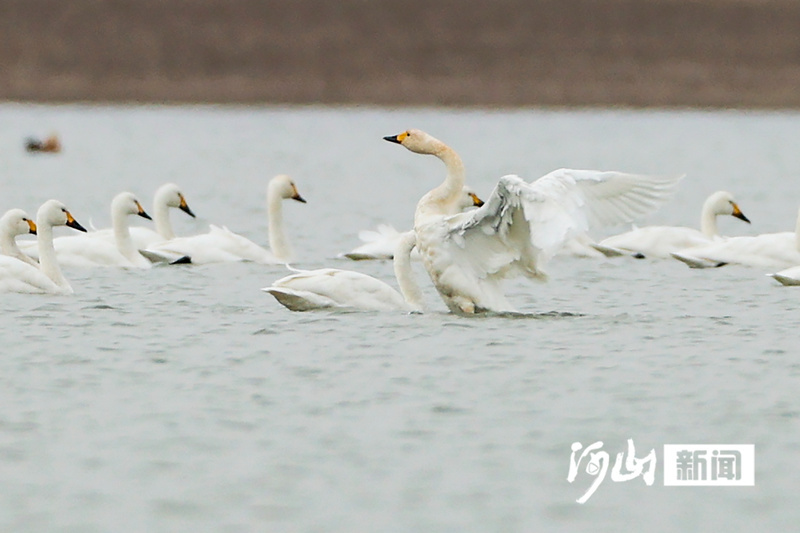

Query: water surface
[{"left": 1, "top": 104, "right": 799, "bottom": 532}]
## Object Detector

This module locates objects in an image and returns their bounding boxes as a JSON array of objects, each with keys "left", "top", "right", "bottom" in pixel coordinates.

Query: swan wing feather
[{"left": 443, "top": 170, "right": 683, "bottom": 280}]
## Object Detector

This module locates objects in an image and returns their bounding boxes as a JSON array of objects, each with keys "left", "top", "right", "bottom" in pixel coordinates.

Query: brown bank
[{"left": 3, "top": 0, "right": 800, "bottom": 108}]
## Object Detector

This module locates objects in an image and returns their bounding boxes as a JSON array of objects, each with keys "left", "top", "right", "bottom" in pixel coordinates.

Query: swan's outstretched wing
[{"left": 443, "top": 170, "right": 683, "bottom": 280}]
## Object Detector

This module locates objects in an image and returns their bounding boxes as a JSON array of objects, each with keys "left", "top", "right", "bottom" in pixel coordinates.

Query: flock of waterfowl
[{"left": 4, "top": 128, "right": 799, "bottom": 313}]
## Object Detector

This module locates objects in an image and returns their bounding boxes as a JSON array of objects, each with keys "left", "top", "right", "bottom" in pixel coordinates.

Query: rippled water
[{"left": 1, "top": 104, "right": 799, "bottom": 532}]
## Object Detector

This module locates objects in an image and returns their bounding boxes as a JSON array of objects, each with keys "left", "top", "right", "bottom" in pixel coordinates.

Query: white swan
[
  {"left": 769, "top": 265, "right": 800, "bottom": 286},
  {"left": 342, "top": 187, "right": 484, "bottom": 260},
  {"left": 672, "top": 206, "right": 800, "bottom": 269},
  {"left": 36, "top": 192, "right": 153, "bottom": 268},
  {"left": 383, "top": 128, "right": 683, "bottom": 314},
  {"left": 591, "top": 191, "right": 750, "bottom": 258},
  {"left": 145, "top": 174, "right": 306, "bottom": 264},
  {"left": 0, "top": 209, "right": 38, "bottom": 266},
  {"left": 264, "top": 231, "right": 424, "bottom": 312},
  {"left": 91, "top": 183, "right": 196, "bottom": 250},
  {"left": 0, "top": 200, "right": 86, "bottom": 294}
]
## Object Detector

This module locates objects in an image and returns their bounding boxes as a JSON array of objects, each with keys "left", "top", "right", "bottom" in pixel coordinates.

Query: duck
[
  {"left": 591, "top": 191, "right": 750, "bottom": 258},
  {"left": 0, "top": 200, "right": 85, "bottom": 294},
  {"left": 264, "top": 230, "right": 423, "bottom": 311},
  {"left": 145, "top": 174, "right": 306, "bottom": 264},
  {"left": 25, "top": 134, "right": 62, "bottom": 153},
  {"left": 672, "top": 206, "right": 800, "bottom": 270},
  {"left": 341, "top": 187, "right": 484, "bottom": 260},
  {"left": 0, "top": 209, "right": 38, "bottom": 266},
  {"left": 383, "top": 128, "right": 683, "bottom": 314}
]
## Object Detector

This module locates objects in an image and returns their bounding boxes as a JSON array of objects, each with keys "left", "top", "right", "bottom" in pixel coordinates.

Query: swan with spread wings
[{"left": 383, "top": 129, "right": 683, "bottom": 314}]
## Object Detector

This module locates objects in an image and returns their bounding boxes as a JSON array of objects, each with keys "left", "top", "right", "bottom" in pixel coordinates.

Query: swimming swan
[
  {"left": 769, "top": 265, "right": 800, "bottom": 286},
  {"left": 40, "top": 192, "right": 153, "bottom": 268},
  {"left": 591, "top": 191, "right": 750, "bottom": 258},
  {"left": 672, "top": 206, "right": 800, "bottom": 269},
  {"left": 0, "top": 209, "right": 38, "bottom": 266},
  {"left": 145, "top": 175, "right": 306, "bottom": 264},
  {"left": 342, "top": 187, "right": 484, "bottom": 260},
  {"left": 0, "top": 200, "right": 86, "bottom": 294},
  {"left": 264, "top": 231, "right": 423, "bottom": 311},
  {"left": 91, "top": 183, "right": 196, "bottom": 250},
  {"left": 384, "top": 128, "right": 683, "bottom": 314}
]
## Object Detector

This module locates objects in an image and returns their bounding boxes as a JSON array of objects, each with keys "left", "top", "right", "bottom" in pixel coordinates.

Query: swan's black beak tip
[
  {"left": 68, "top": 219, "right": 87, "bottom": 232},
  {"left": 383, "top": 135, "right": 401, "bottom": 144},
  {"left": 734, "top": 212, "right": 751, "bottom": 224},
  {"left": 181, "top": 205, "right": 196, "bottom": 218}
]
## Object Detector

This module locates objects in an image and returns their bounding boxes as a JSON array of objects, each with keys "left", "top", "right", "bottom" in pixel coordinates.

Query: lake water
[{"left": 1, "top": 104, "right": 799, "bottom": 532}]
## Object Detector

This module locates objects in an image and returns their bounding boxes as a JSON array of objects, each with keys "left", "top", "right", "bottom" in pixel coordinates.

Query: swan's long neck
[
  {"left": 0, "top": 226, "right": 19, "bottom": 257},
  {"left": 794, "top": 207, "right": 800, "bottom": 252},
  {"left": 415, "top": 145, "right": 466, "bottom": 225},
  {"left": 112, "top": 207, "right": 139, "bottom": 263},
  {"left": 153, "top": 200, "right": 175, "bottom": 240},
  {"left": 37, "top": 222, "right": 70, "bottom": 290},
  {"left": 700, "top": 197, "right": 719, "bottom": 238},
  {"left": 267, "top": 184, "right": 291, "bottom": 261},
  {"left": 393, "top": 230, "right": 424, "bottom": 312}
]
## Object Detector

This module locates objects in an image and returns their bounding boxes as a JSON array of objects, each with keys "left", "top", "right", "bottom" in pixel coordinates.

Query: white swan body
[
  {"left": 592, "top": 191, "right": 750, "bottom": 258},
  {"left": 264, "top": 231, "right": 423, "bottom": 312},
  {"left": 384, "top": 129, "right": 683, "bottom": 314},
  {"left": 769, "top": 265, "right": 800, "bottom": 286},
  {"left": 146, "top": 175, "right": 305, "bottom": 264},
  {"left": 0, "top": 209, "right": 38, "bottom": 266},
  {"left": 342, "top": 187, "right": 484, "bottom": 260},
  {"left": 0, "top": 200, "right": 86, "bottom": 294},
  {"left": 43, "top": 192, "right": 153, "bottom": 268},
  {"left": 672, "top": 207, "right": 800, "bottom": 269}
]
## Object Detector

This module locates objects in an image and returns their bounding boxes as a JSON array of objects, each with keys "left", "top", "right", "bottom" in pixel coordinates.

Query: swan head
[
  {"left": 1, "top": 209, "right": 37, "bottom": 236},
  {"left": 269, "top": 174, "right": 306, "bottom": 203},
  {"left": 706, "top": 191, "right": 750, "bottom": 223},
  {"left": 459, "top": 187, "right": 485, "bottom": 210},
  {"left": 112, "top": 192, "right": 152, "bottom": 221},
  {"left": 38, "top": 200, "right": 86, "bottom": 232},
  {"left": 383, "top": 129, "right": 446, "bottom": 155},
  {"left": 156, "top": 183, "right": 196, "bottom": 218}
]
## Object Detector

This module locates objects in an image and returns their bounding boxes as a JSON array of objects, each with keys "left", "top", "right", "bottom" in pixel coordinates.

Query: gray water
[{"left": 1, "top": 104, "right": 799, "bottom": 532}]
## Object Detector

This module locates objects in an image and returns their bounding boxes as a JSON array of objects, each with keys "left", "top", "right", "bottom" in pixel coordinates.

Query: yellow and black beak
[
  {"left": 732, "top": 203, "right": 750, "bottom": 223},
  {"left": 65, "top": 210, "right": 87, "bottom": 232},
  {"left": 136, "top": 201, "right": 152, "bottom": 221},
  {"left": 291, "top": 184, "right": 307, "bottom": 204},
  {"left": 469, "top": 192, "right": 485, "bottom": 207},
  {"left": 179, "top": 194, "right": 196, "bottom": 218},
  {"left": 383, "top": 131, "right": 408, "bottom": 144},
  {"left": 26, "top": 218, "right": 37, "bottom": 235}
]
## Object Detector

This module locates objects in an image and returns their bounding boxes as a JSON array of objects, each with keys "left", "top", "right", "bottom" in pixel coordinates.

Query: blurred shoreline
[{"left": 4, "top": 0, "right": 800, "bottom": 109}]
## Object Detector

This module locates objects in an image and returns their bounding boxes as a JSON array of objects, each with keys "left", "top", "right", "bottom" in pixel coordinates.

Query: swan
[
  {"left": 383, "top": 128, "right": 683, "bottom": 314},
  {"left": 672, "top": 206, "right": 800, "bottom": 269},
  {"left": 263, "top": 231, "right": 423, "bottom": 311},
  {"left": 0, "top": 209, "right": 38, "bottom": 266},
  {"left": 0, "top": 200, "right": 86, "bottom": 294},
  {"left": 591, "top": 191, "right": 750, "bottom": 258},
  {"left": 769, "top": 265, "right": 800, "bottom": 286},
  {"left": 42, "top": 192, "right": 153, "bottom": 268},
  {"left": 144, "top": 174, "right": 306, "bottom": 264},
  {"left": 342, "top": 187, "right": 484, "bottom": 260},
  {"left": 91, "top": 183, "right": 196, "bottom": 250}
]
